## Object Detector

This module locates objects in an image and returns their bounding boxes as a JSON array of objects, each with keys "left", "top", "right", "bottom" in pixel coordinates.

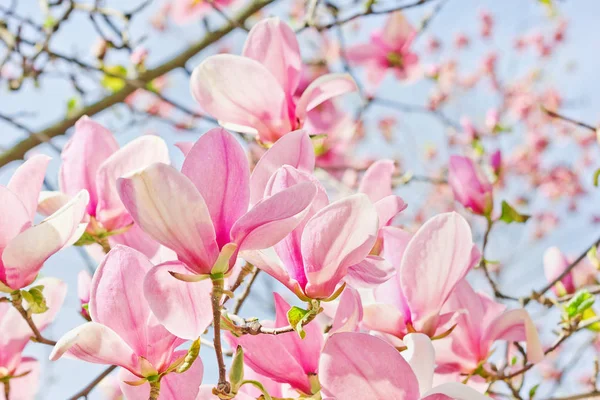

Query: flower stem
[
  {"left": 211, "top": 276, "right": 231, "bottom": 397},
  {"left": 148, "top": 380, "right": 160, "bottom": 400}
]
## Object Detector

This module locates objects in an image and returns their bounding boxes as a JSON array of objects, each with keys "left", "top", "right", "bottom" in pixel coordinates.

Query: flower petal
[
  {"left": 0, "top": 186, "right": 30, "bottom": 253},
  {"left": 250, "top": 130, "right": 315, "bottom": 205},
  {"left": 90, "top": 246, "right": 180, "bottom": 368},
  {"left": 400, "top": 212, "right": 479, "bottom": 333},
  {"left": 484, "top": 309, "right": 544, "bottom": 364},
  {"left": 358, "top": 160, "right": 395, "bottom": 203},
  {"left": 59, "top": 116, "right": 119, "bottom": 215},
  {"left": 295, "top": 73, "right": 357, "bottom": 123},
  {"left": 345, "top": 255, "right": 394, "bottom": 288},
  {"left": 422, "top": 382, "right": 489, "bottom": 400},
  {"left": 95, "top": 135, "right": 170, "bottom": 230},
  {"left": 302, "top": 194, "right": 379, "bottom": 299},
  {"left": 8, "top": 155, "right": 50, "bottom": 222},
  {"left": 50, "top": 322, "right": 140, "bottom": 373},
  {"left": 375, "top": 195, "right": 407, "bottom": 228},
  {"left": 330, "top": 286, "right": 363, "bottom": 334},
  {"left": 182, "top": 128, "right": 250, "bottom": 247},
  {"left": 242, "top": 17, "right": 302, "bottom": 97},
  {"left": 319, "top": 332, "right": 419, "bottom": 400},
  {"left": 240, "top": 248, "right": 303, "bottom": 297},
  {"left": 37, "top": 191, "right": 71, "bottom": 217},
  {"left": 2, "top": 190, "right": 89, "bottom": 289},
  {"left": 0, "top": 357, "right": 40, "bottom": 400},
  {"left": 144, "top": 261, "right": 213, "bottom": 340},
  {"left": 402, "top": 333, "right": 435, "bottom": 395},
  {"left": 117, "top": 163, "right": 219, "bottom": 275},
  {"left": 191, "top": 54, "right": 290, "bottom": 142},
  {"left": 119, "top": 350, "right": 204, "bottom": 400},
  {"left": 362, "top": 303, "right": 406, "bottom": 338},
  {"left": 231, "top": 181, "right": 317, "bottom": 251}
]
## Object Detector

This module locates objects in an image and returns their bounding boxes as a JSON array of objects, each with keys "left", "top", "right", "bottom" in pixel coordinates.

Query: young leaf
[
  {"left": 499, "top": 201, "right": 530, "bottom": 224},
  {"left": 22, "top": 286, "right": 48, "bottom": 314},
  {"left": 565, "top": 290, "right": 595, "bottom": 318},
  {"left": 287, "top": 306, "right": 311, "bottom": 339}
]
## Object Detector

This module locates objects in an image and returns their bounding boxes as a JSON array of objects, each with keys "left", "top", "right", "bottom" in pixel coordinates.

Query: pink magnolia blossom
[
  {"left": 171, "top": 0, "right": 235, "bottom": 25},
  {"left": 0, "top": 278, "right": 66, "bottom": 400},
  {"left": 319, "top": 332, "right": 489, "bottom": 399},
  {"left": 191, "top": 18, "right": 357, "bottom": 144},
  {"left": 346, "top": 12, "right": 419, "bottom": 88},
  {"left": 448, "top": 155, "right": 494, "bottom": 216},
  {"left": 50, "top": 246, "right": 203, "bottom": 399},
  {"left": 542, "top": 247, "right": 596, "bottom": 296},
  {"left": 435, "top": 280, "right": 544, "bottom": 375},
  {"left": 544, "top": 246, "right": 576, "bottom": 296},
  {"left": 0, "top": 155, "right": 88, "bottom": 290},
  {"left": 228, "top": 293, "right": 323, "bottom": 395},
  {"left": 40, "top": 116, "right": 170, "bottom": 259},
  {"left": 363, "top": 212, "right": 480, "bottom": 338},
  {"left": 118, "top": 128, "right": 318, "bottom": 282},
  {"left": 246, "top": 164, "right": 383, "bottom": 298},
  {"left": 245, "top": 134, "right": 404, "bottom": 299}
]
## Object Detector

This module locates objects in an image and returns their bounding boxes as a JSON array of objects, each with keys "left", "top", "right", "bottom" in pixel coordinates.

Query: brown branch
[
  {"left": 67, "top": 365, "right": 117, "bottom": 400},
  {"left": 547, "top": 392, "right": 600, "bottom": 400},
  {"left": 311, "top": 0, "right": 440, "bottom": 32},
  {"left": 543, "top": 107, "right": 596, "bottom": 132},
  {"left": 479, "top": 218, "right": 518, "bottom": 301},
  {"left": 525, "top": 234, "right": 600, "bottom": 305},
  {"left": 233, "top": 268, "right": 260, "bottom": 314},
  {"left": 10, "top": 291, "right": 57, "bottom": 346},
  {"left": 211, "top": 277, "right": 231, "bottom": 397},
  {"left": 0, "top": 0, "right": 275, "bottom": 167}
]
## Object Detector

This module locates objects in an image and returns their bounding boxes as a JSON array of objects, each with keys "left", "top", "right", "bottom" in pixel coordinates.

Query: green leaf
[
  {"left": 594, "top": 168, "right": 600, "bottom": 187},
  {"left": 529, "top": 383, "right": 540, "bottom": 399},
  {"left": 43, "top": 16, "right": 57, "bottom": 30},
  {"left": 229, "top": 346, "right": 245, "bottom": 392},
  {"left": 74, "top": 232, "right": 97, "bottom": 246},
  {"left": 66, "top": 97, "right": 81, "bottom": 118},
  {"left": 22, "top": 286, "right": 48, "bottom": 314},
  {"left": 240, "top": 380, "right": 272, "bottom": 400},
  {"left": 176, "top": 337, "right": 201, "bottom": 374},
  {"left": 511, "top": 356, "right": 517, "bottom": 366},
  {"left": 101, "top": 65, "right": 127, "bottom": 93},
  {"left": 471, "top": 139, "right": 485, "bottom": 157},
  {"left": 565, "top": 290, "right": 595, "bottom": 318},
  {"left": 499, "top": 201, "right": 530, "bottom": 224},
  {"left": 287, "top": 306, "right": 311, "bottom": 339}
]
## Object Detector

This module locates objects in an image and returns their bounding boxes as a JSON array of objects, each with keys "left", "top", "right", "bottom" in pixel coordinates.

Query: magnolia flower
[
  {"left": 0, "top": 278, "right": 66, "bottom": 400},
  {"left": 191, "top": 18, "right": 357, "bottom": 144},
  {"left": 228, "top": 293, "right": 324, "bottom": 395},
  {"left": 346, "top": 12, "right": 419, "bottom": 88},
  {"left": 118, "top": 127, "right": 317, "bottom": 280},
  {"left": 40, "top": 116, "right": 170, "bottom": 259},
  {"left": 363, "top": 212, "right": 480, "bottom": 338},
  {"left": 319, "top": 332, "right": 489, "bottom": 399},
  {"left": 448, "top": 155, "right": 494, "bottom": 216},
  {"left": 0, "top": 155, "right": 88, "bottom": 290},
  {"left": 436, "top": 280, "right": 544, "bottom": 375},
  {"left": 50, "top": 246, "right": 203, "bottom": 399},
  {"left": 244, "top": 132, "right": 403, "bottom": 299}
]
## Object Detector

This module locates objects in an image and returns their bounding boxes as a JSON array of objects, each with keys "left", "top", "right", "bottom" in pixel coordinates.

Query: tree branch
[{"left": 0, "top": 0, "right": 275, "bottom": 167}]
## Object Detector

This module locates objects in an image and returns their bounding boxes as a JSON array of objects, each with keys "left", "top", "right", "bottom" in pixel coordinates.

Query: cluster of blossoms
[{"left": 3, "top": 8, "right": 598, "bottom": 400}]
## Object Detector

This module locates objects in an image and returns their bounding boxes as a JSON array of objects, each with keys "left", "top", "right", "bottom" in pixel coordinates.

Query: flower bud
[{"left": 448, "top": 155, "right": 493, "bottom": 216}]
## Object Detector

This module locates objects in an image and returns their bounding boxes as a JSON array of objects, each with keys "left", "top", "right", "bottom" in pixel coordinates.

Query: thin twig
[
  {"left": 67, "top": 365, "right": 117, "bottom": 400},
  {"left": 10, "top": 291, "right": 57, "bottom": 346},
  {"left": 543, "top": 107, "right": 596, "bottom": 132}
]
